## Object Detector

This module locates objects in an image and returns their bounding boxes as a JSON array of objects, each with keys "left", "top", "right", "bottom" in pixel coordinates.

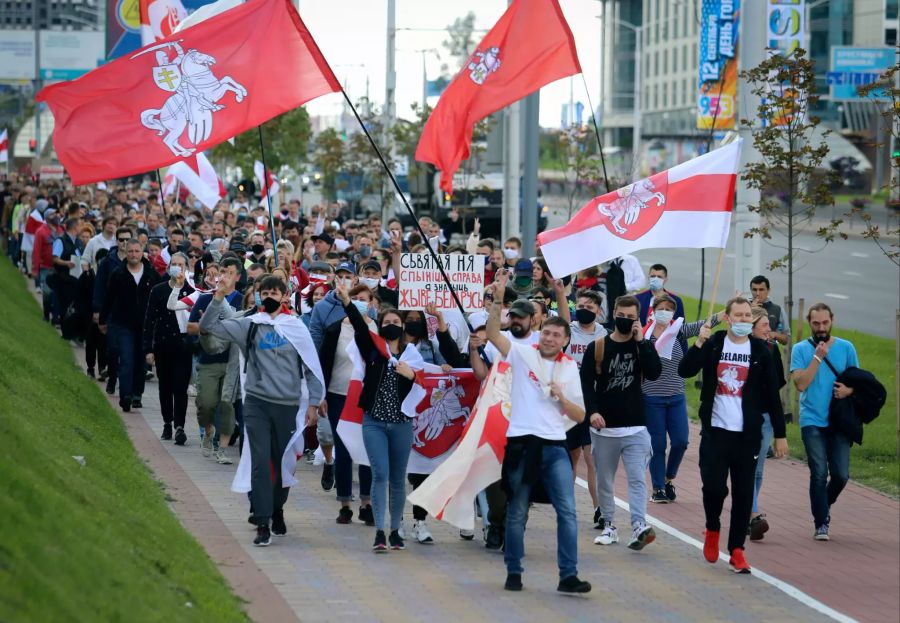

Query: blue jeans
[
  {"left": 644, "top": 393, "right": 689, "bottom": 490},
  {"left": 362, "top": 414, "right": 413, "bottom": 531},
  {"left": 504, "top": 444, "right": 578, "bottom": 579},
  {"left": 107, "top": 324, "right": 144, "bottom": 400},
  {"left": 752, "top": 413, "right": 774, "bottom": 513},
  {"left": 801, "top": 425, "right": 850, "bottom": 528}
]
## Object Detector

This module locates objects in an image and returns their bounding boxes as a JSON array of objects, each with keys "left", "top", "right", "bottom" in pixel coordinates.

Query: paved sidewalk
[{"left": 104, "top": 371, "right": 846, "bottom": 623}]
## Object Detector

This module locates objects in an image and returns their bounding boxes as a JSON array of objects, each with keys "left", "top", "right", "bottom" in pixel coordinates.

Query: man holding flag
[{"left": 484, "top": 269, "right": 590, "bottom": 594}]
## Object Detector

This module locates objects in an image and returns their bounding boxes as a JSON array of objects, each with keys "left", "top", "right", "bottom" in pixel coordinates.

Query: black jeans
[
  {"left": 699, "top": 427, "right": 758, "bottom": 553},
  {"left": 85, "top": 322, "right": 107, "bottom": 372},
  {"left": 155, "top": 344, "right": 193, "bottom": 429},
  {"left": 408, "top": 472, "right": 428, "bottom": 521},
  {"left": 244, "top": 395, "right": 297, "bottom": 525},
  {"left": 326, "top": 392, "right": 372, "bottom": 503}
]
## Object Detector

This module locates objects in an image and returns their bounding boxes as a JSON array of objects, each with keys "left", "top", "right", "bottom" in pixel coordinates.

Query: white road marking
[
  {"left": 574, "top": 477, "right": 856, "bottom": 623},
  {"left": 842, "top": 271, "right": 862, "bottom": 277},
  {"left": 850, "top": 252, "right": 869, "bottom": 258},
  {"left": 725, "top": 253, "right": 736, "bottom": 259},
  {"left": 824, "top": 293, "right": 849, "bottom": 300}
]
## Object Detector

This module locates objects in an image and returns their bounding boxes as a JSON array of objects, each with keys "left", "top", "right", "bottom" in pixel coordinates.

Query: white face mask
[
  {"left": 654, "top": 310, "right": 674, "bottom": 325},
  {"left": 309, "top": 272, "right": 329, "bottom": 282},
  {"left": 503, "top": 248, "right": 519, "bottom": 260},
  {"left": 359, "top": 277, "right": 379, "bottom": 289}
]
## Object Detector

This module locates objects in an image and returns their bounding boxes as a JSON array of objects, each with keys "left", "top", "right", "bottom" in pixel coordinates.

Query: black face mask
[
  {"left": 614, "top": 316, "right": 635, "bottom": 336},
  {"left": 575, "top": 308, "right": 597, "bottom": 325},
  {"left": 380, "top": 324, "right": 403, "bottom": 341},
  {"left": 404, "top": 320, "right": 427, "bottom": 338},
  {"left": 251, "top": 244, "right": 265, "bottom": 255},
  {"left": 260, "top": 296, "right": 281, "bottom": 314}
]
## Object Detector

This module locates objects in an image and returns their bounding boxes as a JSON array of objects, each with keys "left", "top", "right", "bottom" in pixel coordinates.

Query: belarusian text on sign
[{"left": 398, "top": 253, "right": 484, "bottom": 312}]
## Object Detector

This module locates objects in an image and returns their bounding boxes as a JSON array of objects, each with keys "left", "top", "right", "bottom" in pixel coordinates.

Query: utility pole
[
  {"left": 383, "top": 0, "right": 397, "bottom": 223},
  {"left": 631, "top": 25, "right": 642, "bottom": 181},
  {"left": 521, "top": 92, "right": 539, "bottom": 257},
  {"left": 33, "top": 0, "right": 41, "bottom": 164},
  {"left": 502, "top": 102, "right": 521, "bottom": 243}
]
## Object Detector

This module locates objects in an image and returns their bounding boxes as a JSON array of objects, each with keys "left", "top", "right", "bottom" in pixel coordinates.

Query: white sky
[{"left": 299, "top": 0, "right": 603, "bottom": 128}]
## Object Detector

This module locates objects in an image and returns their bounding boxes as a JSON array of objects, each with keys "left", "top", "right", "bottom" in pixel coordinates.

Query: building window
[
  {"left": 887, "top": 29, "right": 898, "bottom": 46},
  {"left": 663, "top": 49, "right": 668, "bottom": 74}
]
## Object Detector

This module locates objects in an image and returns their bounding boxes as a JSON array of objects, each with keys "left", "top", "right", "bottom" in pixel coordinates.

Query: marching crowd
[{"left": 1, "top": 174, "right": 871, "bottom": 594}]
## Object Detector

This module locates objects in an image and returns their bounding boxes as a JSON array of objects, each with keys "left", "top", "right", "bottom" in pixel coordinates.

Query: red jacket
[{"left": 32, "top": 222, "right": 60, "bottom": 275}]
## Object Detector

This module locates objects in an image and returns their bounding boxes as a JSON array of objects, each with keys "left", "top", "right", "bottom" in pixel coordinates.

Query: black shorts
[{"left": 566, "top": 418, "right": 592, "bottom": 451}]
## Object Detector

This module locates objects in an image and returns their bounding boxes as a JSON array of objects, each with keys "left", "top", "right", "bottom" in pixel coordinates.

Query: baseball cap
[
  {"left": 360, "top": 260, "right": 381, "bottom": 274},
  {"left": 508, "top": 299, "right": 536, "bottom": 318},
  {"left": 335, "top": 261, "right": 356, "bottom": 274},
  {"left": 308, "top": 260, "right": 333, "bottom": 274},
  {"left": 43, "top": 207, "right": 58, "bottom": 219},
  {"left": 228, "top": 240, "right": 247, "bottom": 253},
  {"left": 313, "top": 233, "right": 335, "bottom": 246},
  {"left": 514, "top": 258, "right": 533, "bottom": 277}
]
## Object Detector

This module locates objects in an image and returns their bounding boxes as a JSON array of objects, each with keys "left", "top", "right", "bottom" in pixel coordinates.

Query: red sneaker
[
  {"left": 703, "top": 530, "right": 720, "bottom": 563},
  {"left": 729, "top": 547, "right": 752, "bottom": 574}
]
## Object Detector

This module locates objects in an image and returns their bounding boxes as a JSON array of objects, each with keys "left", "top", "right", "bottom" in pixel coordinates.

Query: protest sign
[{"left": 398, "top": 253, "right": 484, "bottom": 312}]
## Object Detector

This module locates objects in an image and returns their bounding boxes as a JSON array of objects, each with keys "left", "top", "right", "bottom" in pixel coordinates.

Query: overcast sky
[{"left": 299, "top": 0, "right": 603, "bottom": 128}]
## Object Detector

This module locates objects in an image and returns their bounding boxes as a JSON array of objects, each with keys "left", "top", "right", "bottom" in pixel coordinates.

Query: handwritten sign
[{"left": 398, "top": 253, "right": 484, "bottom": 312}]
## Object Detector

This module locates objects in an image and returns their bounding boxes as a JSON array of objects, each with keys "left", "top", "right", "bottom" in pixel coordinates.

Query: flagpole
[
  {"left": 580, "top": 75, "right": 611, "bottom": 194},
  {"left": 155, "top": 169, "right": 164, "bottom": 209},
  {"left": 257, "top": 126, "right": 277, "bottom": 247},
  {"left": 706, "top": 247, "right": 726, "bottom": 323}
]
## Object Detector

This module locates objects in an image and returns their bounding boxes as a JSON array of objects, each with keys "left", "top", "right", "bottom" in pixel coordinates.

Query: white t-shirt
[
  {"left": 506, "top": 344, "right": 583, "bottom": 441},
  {"left": 566, "top": 321, "right": 608, "bottom": 367},
  {"left": 130, "top": 265, "right": 144, "bottom": 285},
  {"left": 484, "top": 330, "right": 539, "bottom": 365},
  {"left": 711, "top": 336, "right": 751, "bottom": 432}
]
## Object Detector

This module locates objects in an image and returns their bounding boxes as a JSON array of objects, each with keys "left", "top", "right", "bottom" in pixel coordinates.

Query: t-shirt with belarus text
[{"left": 711, "top": 336, "right": 751, "bottom": 432}]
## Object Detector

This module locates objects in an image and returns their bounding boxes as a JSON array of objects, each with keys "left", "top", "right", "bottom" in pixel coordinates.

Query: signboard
[
  {"left": 766, "top": 0, "right": 805, "bottom": 57},
  {"left": 697, "top": 0, "right": 740, "bottom": 130},
  {"left": 398, "top": 253, "right": 484, "bottom": 312},
  {"left": 106, "top": 0, "right": 215, "bottom": 60},
  {"left": 39, "top": 31, "right": 105, "bottom": 81},
  {"left": 39, "top": 164, "right": 66, "bottom": 180},
  {"left": 0, "top": 30, "right": 37, "bottom": 80},
  {"left": 829, "top": 47, "right": 894, "bottom": 101}
]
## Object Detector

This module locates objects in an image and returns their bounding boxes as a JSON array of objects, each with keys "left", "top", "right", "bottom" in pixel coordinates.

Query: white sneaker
[
  {"left": 201, "top": 435, "right": 213, "bottom": 458},
  {"left": 594, "top": 525, "right": 618, "bottom": 545},
  {"left": 413, "top": 519, "right": 434, "bottom": 544},
  {"left": 459, "top": 529, "right": 475, "bottom": 540},
  {"left": 627, "top": 522, "right": 656, "bottom": 551},
  {"left": 397, "top": 524, "right": 406, "bottom": 540},
  {"left": 214, "top": 448, "right": 233, "bottom": 465}
]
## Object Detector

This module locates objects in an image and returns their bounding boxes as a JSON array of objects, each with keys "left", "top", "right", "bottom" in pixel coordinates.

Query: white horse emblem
[
  {"left": 597, "top": 177, "right": 666, "bottom": 235},
  {"left": 413, "top": 378, "right": 471, "bottom": 449},
  {"left": 468, "top": 47, "right": 501, "bottom": 85},
  {"left": 718, "top": 366, "right": 744, "bottom": 395},
  {"left": 137, "top": 41, "right": 248, "bottom": 158}
]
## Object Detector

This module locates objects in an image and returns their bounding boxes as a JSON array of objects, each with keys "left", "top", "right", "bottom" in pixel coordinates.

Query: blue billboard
[{"left": 829, "top": 47, "right": 895, "bottom": 101}]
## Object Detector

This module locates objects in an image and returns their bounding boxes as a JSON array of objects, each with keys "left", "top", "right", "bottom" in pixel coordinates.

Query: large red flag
[
  {"left": 415, "top": 0, "right": 581, "bottom": 194},
  {"left": 37, "top": 0, "right": 340, "bottom": 185}
]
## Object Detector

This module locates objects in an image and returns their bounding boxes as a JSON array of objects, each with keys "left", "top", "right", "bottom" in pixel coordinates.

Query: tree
[
  {"left": 312, "top": 128, "right": 345, "bottom": 202},
  {"left": 856, "top": 50, "right": 900, "bottom": 267},
  {"left": 440, "top": 12, "right": 477, "bottom": 78},
  {"left": 556, "top": 124, "right": 614, "bottom": 219},
  {"left": 739, "top": 47, "right": 843, "bottom": 352},
  {"left": 210, "top": 107, "right": 312, "bottom": 178}
]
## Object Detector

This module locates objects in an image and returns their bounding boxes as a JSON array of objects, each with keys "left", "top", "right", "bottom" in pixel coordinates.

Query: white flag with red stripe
[
  {"left": 538, "top": 139, "right": 741, "bottom": 277},
  {"left": 0, "top": 129, "right": 8, "bottom": 163},
  {"left": 139, "top": 0, "right": 188, "bottom": 45},
  {"left": 163, "top": 153, "right": 224, "bottom": 210},
  {"left": 254, "top": 160, "right": 280, "bottom": 207},
  {"left": 24, "top": 208, "right": 44, "bottom": 236}
]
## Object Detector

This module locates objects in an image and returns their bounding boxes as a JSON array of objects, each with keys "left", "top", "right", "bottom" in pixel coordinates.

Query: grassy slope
[
  {"left": 678, "top": 294, "right": 899, "bottom": 497},
  {"left": 0, "top": 262, "right": 247, "bottom": 622}
]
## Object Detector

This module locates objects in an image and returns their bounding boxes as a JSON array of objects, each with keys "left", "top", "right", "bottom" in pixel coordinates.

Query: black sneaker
[
  {"left": 119, "top": 396, "right": 131, "bottom": 412},
  {"left": 131, "top": 398, "right": 143, "bottom": 409},
  {"left": 174, "top": 427, "right": 187, "bottom": 446},
  {"left": 358, "top": 504, "right": 375, "bottom": 526},
  {"left": 271, "top": 510, "right": 287, "bottom": 536},
  {"left": 106, "top": 379, "right": 116, "bottom": 395},
  {"left": 86, "top": 367, "right": 95, "bottom": 379},
  {"left": 253, "top": 525, "right": 271, "bottom": 547},
  {"left": 593, "top": 507, "right": 605, "bottom": 530},
  {"left": 485, "top": 525, "right": 504, "bottom": 551},
  {"left": 557, "top": 575, "right": 591, "bottom": 594},
  {"left": 389, "top": 530, "right": 405, "bottom": 550},
  {"left": 98, "top": 369, "right": 109, "bottom": 382},
  {"left": 228, "top": 427, "right": 240, "bottom": 447},
  {"left": 247, "top": 514, "right": 258, "bottom": 527},
  {"left": 651, "top": 489, "right": 669, "bottom": 504},
  {"left": 766, "top": 445, "right": 775, "bottom": 459},
  {"left": 504, "top": 573, "right": 523, "bottom": 591},
  {"left": 373, "top": 530, "right": 387, "bottom": 553},
  {"left": 665, "top": 482, "right": 677, "bottom": 502},
  {"left": 321, "top": 462, "right": 335, "bottom": 491},
  {"left": 161, "top": 424, "right": 172, "bottom": 441},
  {"left": 336, "top": 507, "right": 353, "bottom": 524},
  {"left": 749, "top": 514, "right": 769, "bottom": 541}
]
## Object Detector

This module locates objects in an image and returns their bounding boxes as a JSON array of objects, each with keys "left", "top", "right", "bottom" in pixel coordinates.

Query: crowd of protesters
[{"left": 1, "top": 173, "right": 867, "bottom": 590}]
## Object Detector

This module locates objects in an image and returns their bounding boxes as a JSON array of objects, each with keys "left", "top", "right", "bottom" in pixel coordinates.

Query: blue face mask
[
  {"left": 730, "top": 321, "right": 753, "bottom": 337},
  {"left": 352, "top": 300, "right": 369, "bottom": 315},
  {"left": 649, "top": 276, "right": 665, "bottom": 291}
]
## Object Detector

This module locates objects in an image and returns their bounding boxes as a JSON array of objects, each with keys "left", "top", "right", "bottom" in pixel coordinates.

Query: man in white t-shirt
[
  {"left": 484, "top": 271, "right": 590, "bottom": 595},
  {"left": 678, "top": 297, "right": 788, "bottom": 575}
]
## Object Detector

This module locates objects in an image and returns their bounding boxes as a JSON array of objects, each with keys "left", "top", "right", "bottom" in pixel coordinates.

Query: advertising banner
[{"left": 697, "top": 0, "right": 740, "bottom": 130}]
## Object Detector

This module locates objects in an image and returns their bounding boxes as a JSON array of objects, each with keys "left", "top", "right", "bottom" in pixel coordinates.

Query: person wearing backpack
[
  {"left": 791, "top": 302, "right": 859, "bottom": 542},
  {"left": 580, "top": 295, "right": 661, "bottom": 551},
  {"left": 200, "top": 272, "right": 324, "bottom": 547}
]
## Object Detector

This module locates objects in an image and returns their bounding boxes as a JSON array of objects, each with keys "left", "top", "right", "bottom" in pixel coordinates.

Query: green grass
[
  {"left": 0, "top": 262, "right": 248, "bottom": 622},
  {"left": 678, "top": 294, "right": 899, "bottom": 498}
]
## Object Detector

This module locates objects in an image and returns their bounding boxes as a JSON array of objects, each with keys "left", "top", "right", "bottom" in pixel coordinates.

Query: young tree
[
  {"left": 556, "top": 124, "right": 611, "bottom": 219},
  {"left": 312, "top": 128, "right": 345, "bottom": 202},
  {"left": 740, "top": 47, "right": 842, "bottom": 351},
  {"left": 211, "top": 107, "right": 312, "bottom": 176},
  {"left": 440, "top": 11, "right": 477, "bottom": 78}
]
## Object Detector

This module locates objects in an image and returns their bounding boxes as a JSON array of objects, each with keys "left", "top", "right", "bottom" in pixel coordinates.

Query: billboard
[
  {"left": 766, "top": 0, "right": 805, "bottom": 57},
  {"left": 697, "top": 0, "right": 740, "bottom": 130},
  {"left": 106, "top": 0, "right": 217, "bottom": 60},
  {"left": 829, "top": 47, "right": 895, "bottom": 101},
  {"left": 0, "top": 31, "right": 37, "bottom": 80},
  {"left": 40, "top": 31, "right": 105, "bottom": 81}
]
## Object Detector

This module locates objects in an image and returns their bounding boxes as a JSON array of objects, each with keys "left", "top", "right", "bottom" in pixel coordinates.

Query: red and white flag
[
  {"left": 37, "top": 0, "right": 340, "bottom": 185},
  {"left": 140, "top": 0, "right": 188, "bottom": 45},
  {"left": 537, "top": 139, "right": 742, "bottom": 277},
  {"left": 254, "top": 160, "right": 280, "bottom": 208},
  {"left": 415, "top": 0, "right": 581, "bottom": 194},
  {"left": 25, "top": 208, "right": 44, "bottom": 236},
  {"left": 0, "top": 129, "right": 8, "bottom": 163},
  {"left": 164, "top": 153, "right": 224, "bottom": 209}
]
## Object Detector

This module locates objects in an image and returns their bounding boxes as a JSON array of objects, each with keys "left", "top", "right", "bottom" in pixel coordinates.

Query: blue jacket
[
  {"left": 635, "top": 289, "right": 685, "bottom": 326},
  {"left": 92, "top": 250, "right": 124, "bottom": 313}
]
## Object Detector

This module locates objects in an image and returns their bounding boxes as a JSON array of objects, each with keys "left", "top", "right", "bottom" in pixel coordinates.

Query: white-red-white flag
[
  {"left": 163, "top": 153, "right": 224, "bottom": 210},
  {"left": 0, "top": 129, "right": 8, "bottom": 163},
  {"left": 254, "top": 160, "right": 280, "bottom": 207},
  {"left": 538, "top": 139, "right": 742, "bottom": 277},
  {"left": 139, "top": 0, "right": 188, "bottom": 45}
]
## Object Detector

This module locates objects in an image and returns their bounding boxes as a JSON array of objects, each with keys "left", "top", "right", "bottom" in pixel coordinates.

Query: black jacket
[
  {"left": 678, "top": 331, "right": 786, "bottom": 440},
  {"left": 143, "top": 280, "right": 195, "bottom": 353},
  {"left": 100, "top": 258, "right": 161, "bottom": 331},
  {"left": 828, "top": 366, "right": 886, "bottom": 445},
  {"left": 343, "top": 299, "right": 413, "bottom": 412},
  {"left": 436, "top": 328, "right": 470, "bottom": 368}
]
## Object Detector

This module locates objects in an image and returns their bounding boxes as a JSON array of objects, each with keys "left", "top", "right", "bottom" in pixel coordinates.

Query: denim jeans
[
  {"left": 752, "top": 413, "right": 774, "bottom": 513},
  {"left": 504, "top": 444, "right": 578, "bottom": 579},
  {"left": 643, "top": 393, "right": 689, "bottom": 490},
  {"left": 107, "top": 324, "right": 144, "bottom": 400},
  {"left": 801, "top": 425, "right": 850, "bottom": 528},
  {"left": 328, "top": 392, "right": 372, "bottom": 503},
  {"left": 362, "top": 414, "right": 413, "bottom": 531}
]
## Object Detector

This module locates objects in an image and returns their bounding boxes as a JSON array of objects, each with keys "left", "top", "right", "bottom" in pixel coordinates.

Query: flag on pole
[
  {"left": 537, "top": 139, "right": 742, "bottom": 277},
  {"left": 415, "top": 0, "right": 581, "bottom": 194},
  {"left": 254, "top": 160, "right": 280, "bottom": 208},
  {"left": 140, "top": 0, "right": 188, "bottom": 45},
  {"left": 163, "top": 153, "right": 224, "bottom": 209},
  {"left": 0, "top": 129, "right": 8, "bottom": 163},
  {"left": 37, "top": 0, "right": 340, "bottom": 185}
]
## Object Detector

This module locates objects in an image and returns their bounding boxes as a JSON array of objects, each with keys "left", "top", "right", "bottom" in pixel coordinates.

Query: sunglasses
[{"left": 117, "top": 237, "right": 131, "bottom": 242}]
